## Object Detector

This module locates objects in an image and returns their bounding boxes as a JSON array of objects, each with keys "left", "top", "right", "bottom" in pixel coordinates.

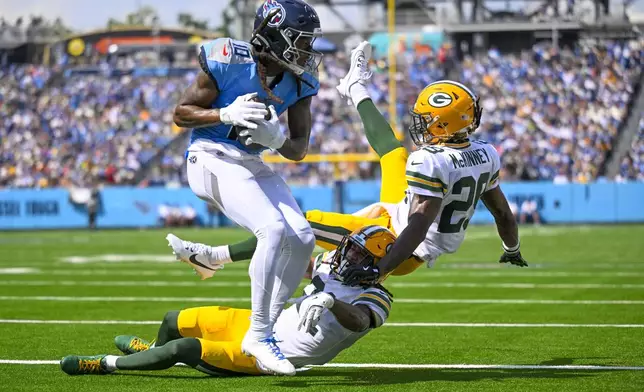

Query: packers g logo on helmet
[
  {"left": 428, "top": 92, "right": 453, "bottom": 108},
  {"left": 409, "top": 80, "right": 482, "bottom": 146},
  {"left": 331, "top": 225, "right": 396, "bottom": 285}
]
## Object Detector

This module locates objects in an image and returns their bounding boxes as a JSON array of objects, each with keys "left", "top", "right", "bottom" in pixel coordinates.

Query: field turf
[{"left": 0, "top": 225, "right": 643, "bottom": 391}]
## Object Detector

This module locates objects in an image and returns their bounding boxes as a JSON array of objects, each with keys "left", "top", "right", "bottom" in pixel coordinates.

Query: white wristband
[{"left": 503, "top": 241, "right": 520, "bottom": 254}]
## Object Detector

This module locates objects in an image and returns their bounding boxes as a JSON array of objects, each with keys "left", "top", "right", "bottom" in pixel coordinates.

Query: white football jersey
[
  {"left": 388, "top": 140, "right": 501, "bottom": 263},
  {"left": 274, "top": 251, "right": 392, "bottom": 368}
]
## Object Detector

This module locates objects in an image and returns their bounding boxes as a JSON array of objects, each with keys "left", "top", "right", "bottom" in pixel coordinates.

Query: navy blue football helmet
[{"left": 251, "top": 0, "right": 323, "bottom": 76}]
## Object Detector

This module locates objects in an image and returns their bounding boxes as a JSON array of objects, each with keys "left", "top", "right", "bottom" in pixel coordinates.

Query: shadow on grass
[
  {"left": 108, "top": 358, "right": 626, "bottom": 386},
  {"left": 111, "top": 372, "right": 212, "bottom": 380},
  {"left": 271, "top": 358, "right": 625, "bottom": 388}
]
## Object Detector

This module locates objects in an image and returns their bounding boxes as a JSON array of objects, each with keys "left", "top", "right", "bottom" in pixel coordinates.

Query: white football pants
[{"left": 186, "top": 145, "right": 314, "bottom": 339}]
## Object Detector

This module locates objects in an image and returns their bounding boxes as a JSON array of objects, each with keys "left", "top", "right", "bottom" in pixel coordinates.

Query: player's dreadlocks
[{"left": 254, "top": 51, "right": 285, "bottom": 105}]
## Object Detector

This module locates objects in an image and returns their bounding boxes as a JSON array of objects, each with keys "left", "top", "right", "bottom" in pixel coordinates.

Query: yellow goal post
[{"left": 262, "top": 152, "right": 380, "bottom": 163}]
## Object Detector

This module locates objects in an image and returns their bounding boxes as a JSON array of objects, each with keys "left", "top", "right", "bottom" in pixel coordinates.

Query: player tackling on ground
[
  {"left": 183, "top": 41, "right": 527, "bottom": 282},
  {"left": 167, "top": 0, "right": 324, "bottom": 375},
  {"left": 60, "top": 226, "right": 396, "bottom": 377}
]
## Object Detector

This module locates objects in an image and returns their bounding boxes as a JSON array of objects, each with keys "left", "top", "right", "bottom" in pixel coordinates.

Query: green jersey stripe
[
  {"left": 353, "top": 296, "right": 390, "bottom": 317},
  {"left": 363, "top": 288, "right": 394, "bottom": 304},
  {"left": 310, "top": 222, "right": 352, "bottom": 237},
  {"left": 405, "top": 170, "right": 446, "bottom": 187},
  {"left": 407, "top": 180, "right": 444, "bottom": 193},
  {"left": 312, "top": 232, "right": 341, "bottom": 247}
]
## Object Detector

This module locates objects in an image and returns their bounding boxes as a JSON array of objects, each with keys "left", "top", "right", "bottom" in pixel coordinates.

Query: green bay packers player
[
  {"left": 60, "top": 226, "right": 395, "bottom": 377},
  {"left": 178, "top": 41, "right": 527, "bottom": 284}
]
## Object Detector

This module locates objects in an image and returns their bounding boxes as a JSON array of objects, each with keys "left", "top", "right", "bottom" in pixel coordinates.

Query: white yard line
[
  {"left": 0, "top": 319, "right": 642, "bottom": 328},
  {"left": 0, "top": 319, "right": 159, "bottom": 325},
  {"left": 411, "top": 271, "right": 644, "bottom": 277},
  {"left": 1, "top": 279, "right": 644, "bottom": 290},
  {"left": 316, "top": 363, "right": 644, "bottom": 371},
  {"left": 0, "top": 359, "right": 642, "bottom": 371},
  {"left": 0, "top": 296, "right": 642, "bottom": 305},
  {"left": 0, "top": 269, "right": 249, "bottom": 277},
  {"left": 2, "top": 261, "right": 643, "bottom": 269},
  {"left": 0, "top": 280, "right": 252, "bottom": 288},
  {"left": 388, "top": 282, "right": 644, "bottom": 289},
  {"left": 394, "top": 299, "right": 644, "bottom": 305},
  {"left": 0, "top": 296, "right": 250, "bottom": 302},
  {"left": 384, "top": 322, "right": 644, "bottom": 328},
  {"left": 0, "top": 268, "right": 41, "bottom": 275},
  {"left": 0, "top": 360, "right": 60, "bottom": 365},
  {"left": 2, "top": 268, "right": 644, "bottom": 278}
]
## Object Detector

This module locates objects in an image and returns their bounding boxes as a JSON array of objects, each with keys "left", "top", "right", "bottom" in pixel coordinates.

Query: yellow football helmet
[
  {"left": 331, "top": 225, "right": 396, "bottom": 285},
  {"left": 409, "top": 80, "right": 482, "bottom": 146}
]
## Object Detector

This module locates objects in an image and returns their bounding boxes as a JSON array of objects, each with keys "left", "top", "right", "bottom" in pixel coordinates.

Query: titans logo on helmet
[{"left": 262, "top": 0, "right": 286, "bottom": 27}]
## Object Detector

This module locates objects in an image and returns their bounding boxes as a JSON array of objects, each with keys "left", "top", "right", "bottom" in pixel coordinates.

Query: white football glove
[
  {"left": 238, "top": 105, "right": 286, "bottom": 150},
  {"left": 219, "top": 93, "right": 268, "bottom": 129},
  {"left": 297, "top": 292, "right": 335, "bottom": 333}
]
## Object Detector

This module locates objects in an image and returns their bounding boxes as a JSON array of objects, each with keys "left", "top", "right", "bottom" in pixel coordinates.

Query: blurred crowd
[
  {"left": 465, "top": 41, "right": 643, "bottom": 184},
  {"left": 0, "top": 40, "right": 643, "bottom": 189},
  {"left": 0, "top": 66, "right": 187, "bottom": 187}
]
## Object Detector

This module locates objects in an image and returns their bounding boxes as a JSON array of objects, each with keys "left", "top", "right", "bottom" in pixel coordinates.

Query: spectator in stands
[
  {"left": 158, "top": 203, "right": 180, "bottom": 227},
  {"left": 520, "top": 199, "right": 542, "bottom": 225},
  {"left": 180, "top": 204, "right": 197, "bottom": 227}
]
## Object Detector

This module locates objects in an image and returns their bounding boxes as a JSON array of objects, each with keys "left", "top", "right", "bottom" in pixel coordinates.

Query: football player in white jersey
[
  {"left": 177, "top": 41, "right": 527, "bottom": 284},
  {"left": 60, "top": 226, "right": 395, "bottom": 377}
]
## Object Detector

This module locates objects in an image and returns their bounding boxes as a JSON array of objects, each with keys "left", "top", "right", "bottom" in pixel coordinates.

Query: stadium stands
[{"left": 0, "top": 40, "right": 642, "bottom": 188}]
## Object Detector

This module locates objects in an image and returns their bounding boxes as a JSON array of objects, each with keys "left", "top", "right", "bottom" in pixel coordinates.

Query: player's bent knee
[
  {"left": 168, "top": 338, "right": 202, "bottom": 366},
  {"left": 254, "top": 221, "right": 287, "bottom": 246},
  {"left": 296, "top": 229, "right": 316, "bottom": 254},
  {"left": 162, "top": 310, "right": 180, "bottom": 328}
]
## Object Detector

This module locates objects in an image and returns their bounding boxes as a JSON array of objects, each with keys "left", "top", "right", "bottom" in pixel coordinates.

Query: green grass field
[{"left": 1, "top": 225, "right": 643, "bottom": 391}]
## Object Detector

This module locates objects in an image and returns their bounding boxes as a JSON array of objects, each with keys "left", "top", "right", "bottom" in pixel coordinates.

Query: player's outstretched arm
[
  {"left": 481, "top": 187, "right": 527, "bottom": 267},
  {"left": 173, "top": 71, "right": 267, "bottom": 129},
  {"left": 298, "top": 292, "right": 371, "bottom": 333},
  {"left": 173, "top": 71, "right": 222, "bottom": 128},
  {"left": 342, "top": 195, "right": 442, "bottom": 286},
  {"left": 377, "top": 195, "right": 442, "bottom": 275},
  {"left": 279, "top": 96, "right": 313, "bottom": 161},
  {"left": 328, "top": 301, "right": 371, "bottom": 332}
]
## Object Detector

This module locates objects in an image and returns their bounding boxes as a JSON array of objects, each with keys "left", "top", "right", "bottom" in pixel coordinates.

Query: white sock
[
  {"left": 104, "top": 355, "right": 119, "bottom": 371},
  {"left": 349, "top": 82, "right": 370, "bottom": 109},
  {"left": 208, "top": 245, "right": 232, "bottom": 264}
]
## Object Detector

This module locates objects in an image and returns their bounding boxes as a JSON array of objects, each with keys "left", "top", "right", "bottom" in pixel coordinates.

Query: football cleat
[
  {"left": 60, "top": 355, "right": 112, "bottom": 376},
  {"left": 336, "top": 41, "right": 373, "bottom": 103},
  {"left": 114, "top": 335, "right": 153, "bottom": 355},
  {"left": 242, "top": 335, "right": 295, "bottom": 376},
  {"left": 166, "top": 233, "right": 224, "bottom": 280}
]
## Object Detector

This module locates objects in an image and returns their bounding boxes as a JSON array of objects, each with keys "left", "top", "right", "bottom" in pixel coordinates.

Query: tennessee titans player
[{"left": 167, "top": 0, "right": 322, "bottom": 376}]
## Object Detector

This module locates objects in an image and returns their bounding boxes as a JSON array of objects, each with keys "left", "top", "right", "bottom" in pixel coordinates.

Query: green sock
[
  {"left": 229, "top": 236, "right": 258, "bottom": 262},
  {"left": 357, "top": 99, "right": 402, "bottom": 158},
  {"left": 115, "top": 338, "right": 201, "bottom": 370}
]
